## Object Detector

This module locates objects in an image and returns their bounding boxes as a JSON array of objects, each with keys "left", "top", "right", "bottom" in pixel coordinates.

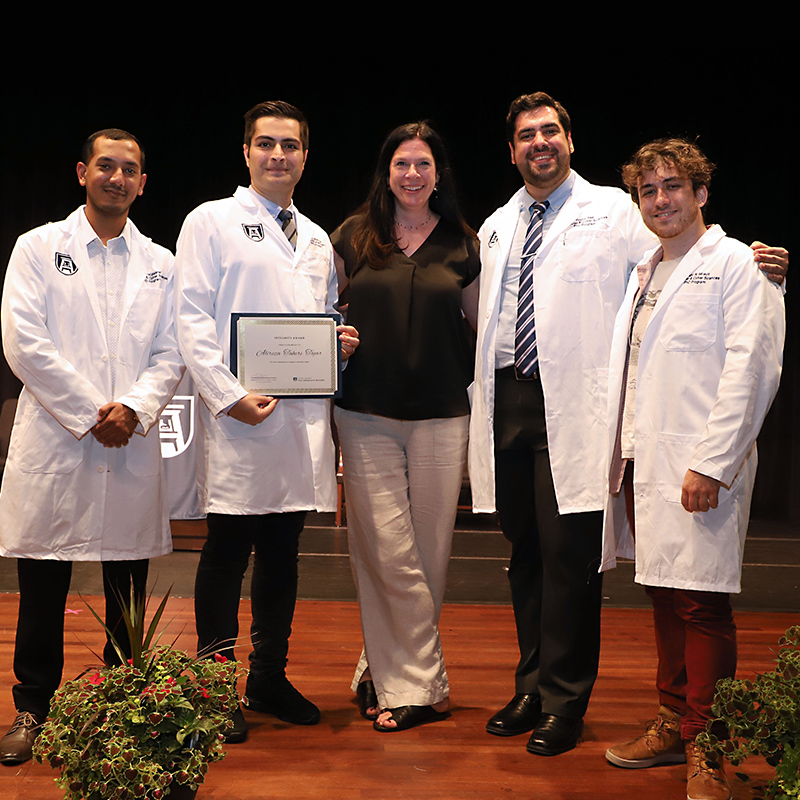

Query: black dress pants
[
  {"left": 12, "top": 558, "right": 149, "bottom": 718},
  {"left": 194, "top": 511, "right": 306, "bottom": 695},
  {"left": 493, "top": 368, "right": 603, "bottom": 720}
]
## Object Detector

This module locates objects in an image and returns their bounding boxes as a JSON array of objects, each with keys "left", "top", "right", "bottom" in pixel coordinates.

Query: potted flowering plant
[
  {"left": 697, "top": 625, "right": 800, "bottom": 799},
  {"left": 32, "top": 587, "right": 240, "bottom": 800}
]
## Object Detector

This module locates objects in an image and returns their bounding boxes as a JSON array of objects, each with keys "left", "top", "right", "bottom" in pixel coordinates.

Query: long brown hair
[{"left": 350, "top": 121, "right": 474, "bottom": 273}]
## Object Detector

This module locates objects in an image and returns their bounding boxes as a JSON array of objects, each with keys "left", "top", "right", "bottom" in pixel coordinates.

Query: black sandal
[
  {"left": 373, "top": 705, "right": 450, "bottom": 732},
  {"left": 356, "top": 680, "right": 379, "bottom": 721}
]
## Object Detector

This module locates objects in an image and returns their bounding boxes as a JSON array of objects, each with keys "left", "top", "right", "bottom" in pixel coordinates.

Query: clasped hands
[{"left": 91, "top": 402, "right": 138, "bottom": 448}]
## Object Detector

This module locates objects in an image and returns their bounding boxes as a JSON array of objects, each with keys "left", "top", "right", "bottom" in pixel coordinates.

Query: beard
[{"left": 517, "top": 148, "right": 570, "bottom": 191}]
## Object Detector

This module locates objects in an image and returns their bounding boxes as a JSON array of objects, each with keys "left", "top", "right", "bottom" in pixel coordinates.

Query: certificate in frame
[{"left": 230, "top": 312, "right": 342, "bottom": 398}]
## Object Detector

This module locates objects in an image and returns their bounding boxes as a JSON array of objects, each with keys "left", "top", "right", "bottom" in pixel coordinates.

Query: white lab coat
[
  {"left": 175, "top": 187, "right": 338, "bottom": 515},
  {"left": 0, "top": 208, "right": 184, "bottom": 560},
  {"left": 601, "top": 225, "right": 784, "bottom": 593},
  {"left": 469, "top": 173, "right": 655, "bottom": 514}
]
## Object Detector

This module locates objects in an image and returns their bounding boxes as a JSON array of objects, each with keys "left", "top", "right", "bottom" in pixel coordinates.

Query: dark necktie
[
  {"left": 514, "top": 201, "right": 549, "bottom": 377},
  {"left": 278, "top": 208, "right": 297, "bottom": 250}
]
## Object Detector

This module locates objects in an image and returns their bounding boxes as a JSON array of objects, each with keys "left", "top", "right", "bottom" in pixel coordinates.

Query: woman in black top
[{"left": 332, "top": 122, "right": 479, "bottom": 732}]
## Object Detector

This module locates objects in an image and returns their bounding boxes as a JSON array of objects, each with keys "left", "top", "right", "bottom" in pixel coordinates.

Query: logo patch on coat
[
  {"left": 487, "top": 231, "right": 499, "bottom": 247},
  {"left": 159, "top": 395, "right": 195, "bottom": 458},
  {"left": 55, "top": 252, "right": 78, "bottom": 275},
  {"left": 242, "top": 223, "right": 264, "bottom": 242}
]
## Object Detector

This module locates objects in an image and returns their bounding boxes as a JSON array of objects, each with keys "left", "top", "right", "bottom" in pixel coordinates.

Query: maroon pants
[{"left": 645, "top": 586, "right": 737, "bottom": 740}]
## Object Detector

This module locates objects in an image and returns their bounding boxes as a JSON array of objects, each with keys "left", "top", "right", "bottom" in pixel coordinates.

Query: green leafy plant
[
  {"left": 698, "top": 625, "right": 800, "bottom": 799},
  {"left": 32, "top": 587, "right": 241, "bottom": 800}
]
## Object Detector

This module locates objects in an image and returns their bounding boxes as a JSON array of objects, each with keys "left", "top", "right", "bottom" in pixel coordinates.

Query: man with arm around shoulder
[{"left": 602, "top": 138, "right": 785, "bottom": 800}]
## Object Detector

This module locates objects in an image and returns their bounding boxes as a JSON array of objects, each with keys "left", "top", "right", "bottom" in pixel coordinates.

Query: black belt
[{"left": 496, "top": 365, "right": 540, "bottom": 382}]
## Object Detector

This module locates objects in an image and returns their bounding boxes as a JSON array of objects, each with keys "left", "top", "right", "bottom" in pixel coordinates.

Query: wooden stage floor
[{"left": 0, "top": 594, "right": 793, "bottom": 799}]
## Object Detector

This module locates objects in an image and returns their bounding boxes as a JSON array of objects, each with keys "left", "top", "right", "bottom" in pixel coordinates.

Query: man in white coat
[
  {"left": 470, "top": 92, "right": 788, "bottom": 757},
  {"left": 0, "top": 129, "right": 183, "bottom": 765},
  {"left": 602, "top": 139, "right": 784, "bottom": 800},
  {"left": 175, "top": 101, "right": 358, "bottom": 744}
]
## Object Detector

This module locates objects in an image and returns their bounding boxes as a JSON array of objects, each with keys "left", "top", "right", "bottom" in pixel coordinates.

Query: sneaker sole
[{"left": 605, "top": 749, "right": 687, "bottom": 769}]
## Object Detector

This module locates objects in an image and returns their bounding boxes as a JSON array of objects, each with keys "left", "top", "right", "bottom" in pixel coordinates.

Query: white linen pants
[{"left": 334, "top": 407, "right": 469, "bottom": 709}]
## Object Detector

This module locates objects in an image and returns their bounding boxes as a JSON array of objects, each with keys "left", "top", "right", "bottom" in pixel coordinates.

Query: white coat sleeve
[
  {"left": 174, "top": 210, "right": 247, "bottom": 417},
  {"left": 115, "top": 251, "right": 185, "bottom": 434},
  {"left": 1, "top": 233, "right": 107, "bottom": 438},
  {"left": 689, "top": 258, "right": 785, "bottom": 485}
]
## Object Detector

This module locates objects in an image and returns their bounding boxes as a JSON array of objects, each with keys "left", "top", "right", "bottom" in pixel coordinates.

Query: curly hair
[{"left": 623, "top": 137, "right": 715, "bottom": 205}]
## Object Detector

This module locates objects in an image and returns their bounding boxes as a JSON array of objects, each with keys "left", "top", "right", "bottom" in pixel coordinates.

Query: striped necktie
[
  {"left": 278, "top": 208, "right": 297, "bottom": 250},
  {"left": 514, "top": 200, "right": 549, "bottom": 378}
]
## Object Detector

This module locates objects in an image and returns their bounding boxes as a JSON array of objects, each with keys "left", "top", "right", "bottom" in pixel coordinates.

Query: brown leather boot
[
  {"left": 685, "top": 739, "right": 732, "bottom": 800},
  {"left": 606, "top": 706, "right": 685, "bottom": 768}
]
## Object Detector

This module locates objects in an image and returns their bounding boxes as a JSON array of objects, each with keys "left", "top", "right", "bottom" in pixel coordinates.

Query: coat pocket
[
  {"left": 126, "top": 285, "right": 166, "bottom": 343},
  {"left": 656, "top": 432, "right": 702, "bottom": 503},
  {"left": 124, "top": 434, "right": 162, "bottom": 477},
  {"left": 296, "top": 248, "right": 331, "bottom": 304},
  {"left": 11, "top": 406, "right": 83, "bottom": 474},
  {"left": 658, "top": 294, "right": 719, "bottom": 352},
  {"left": 556, "top": 227, "right": 612, "bottom": 283}
]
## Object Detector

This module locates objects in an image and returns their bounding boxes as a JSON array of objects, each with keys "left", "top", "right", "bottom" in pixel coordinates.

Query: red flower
[
  {"left": 88, "top": 673, "right": 104, "bottom": 685},
  {"left": 214, "top": 653, "right": 228, "bottom": 663}
]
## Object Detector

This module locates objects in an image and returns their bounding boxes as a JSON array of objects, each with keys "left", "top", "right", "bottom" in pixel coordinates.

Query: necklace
[{"left": 395, "top": 211, "right": 433, "bottom": 231}]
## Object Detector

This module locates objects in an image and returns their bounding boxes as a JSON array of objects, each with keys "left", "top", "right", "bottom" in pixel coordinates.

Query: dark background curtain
[{"left": 1, "top": 48, "right": 794, "bottom": 521}]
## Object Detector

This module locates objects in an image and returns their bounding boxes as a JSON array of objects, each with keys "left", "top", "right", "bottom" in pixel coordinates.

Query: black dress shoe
[
  {"left": 486, "top": 694, "right": 541, "bottom": 737},
  {"left": 224, "top": 706, "right": 248, "bottom": 744},
  {"left": 526, "top": 714, "right": 583, "bottom": 756},
  {"left": 243, "top": 678, "right": 320, "bottom": 725},
  {"left": 0, "top": 711, "right": 43, "bottom": 766}
]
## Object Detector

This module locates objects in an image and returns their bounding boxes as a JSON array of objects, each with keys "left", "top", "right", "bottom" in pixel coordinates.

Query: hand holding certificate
[{"left": 231, "top": 313, "right": 343, "bottom": 398}]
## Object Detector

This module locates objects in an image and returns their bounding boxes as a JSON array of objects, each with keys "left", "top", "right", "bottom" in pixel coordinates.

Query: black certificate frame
[{"left": 230, "top": 312, "right": 343, "bottom": 399}]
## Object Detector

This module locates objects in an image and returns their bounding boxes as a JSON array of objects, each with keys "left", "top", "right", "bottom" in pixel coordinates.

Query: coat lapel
[
  {"left": 121, "top": 222, "right": 155, "bottom": 328},
  {"left": 67, "top": 218, "right": 107, "bottom": 346},
  {"left": 538, "top": 173, "right": 591, "bottom": 252}
]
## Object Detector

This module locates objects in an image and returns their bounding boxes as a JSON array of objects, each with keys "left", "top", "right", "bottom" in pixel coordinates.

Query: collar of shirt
[
  {"left": 78, "top": 206, "right": 132, "bottom": 253},
  {"left": 246, "top": 185, "right": 295, "bottom": 223},
  {"left": 636, "top": 245, "right": 666, "bottom": 293},
  {"left": 519, "top": 170, "right": 575, "bottom": 224}
]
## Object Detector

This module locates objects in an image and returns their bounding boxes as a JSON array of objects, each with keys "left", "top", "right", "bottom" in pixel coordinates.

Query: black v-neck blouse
[{"left": 331, "top": 214, "right": 480, "bottom": 420}]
